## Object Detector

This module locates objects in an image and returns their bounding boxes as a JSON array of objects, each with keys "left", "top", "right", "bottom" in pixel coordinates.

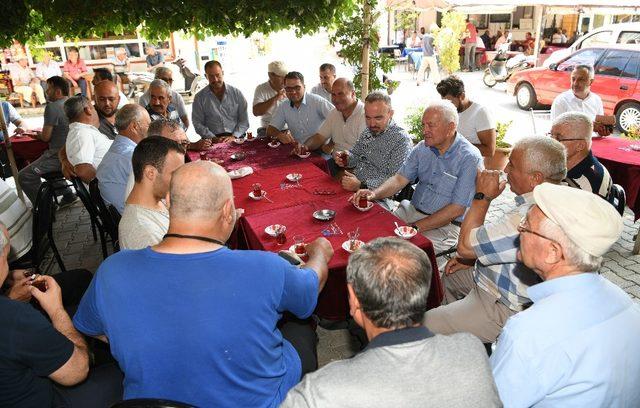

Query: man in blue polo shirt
[
  {"left": 353, "top": 100, "right": 482, "bottom": 255},
  {"left": 96, "top": 104, "right": 150, "bottom": 213},
  {"left": 267, "top": 71, "right": 333, "bottom": 145},
  {"left": 74, "top": 161, "right": 334, "bottom": 407}
]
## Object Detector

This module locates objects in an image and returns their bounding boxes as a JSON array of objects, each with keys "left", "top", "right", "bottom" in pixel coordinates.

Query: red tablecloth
[
  {"left": 592, "top": 137, "right": 640, "bottom": 220},
  {"left": 237, "top": 163, "right": 443, "bottom": 321},
  {"left": 186, "top": 137, "right": 328, "bottom": 174},
  {"left": 2, "top": 134, "right": 48, "bottom": 169}
]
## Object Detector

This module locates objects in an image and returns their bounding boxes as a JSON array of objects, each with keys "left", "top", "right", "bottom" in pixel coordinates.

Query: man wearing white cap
[
  {"left": 252, "top": 61, "right": 288, "bottom": 137},
  {"left": 491, "top": 183, "right": 640, "bottom": 407}
]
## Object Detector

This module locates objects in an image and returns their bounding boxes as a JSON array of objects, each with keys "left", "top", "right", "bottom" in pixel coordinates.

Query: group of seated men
[{"left": 1, "top": 56, "right": 639, "bottom": 407}]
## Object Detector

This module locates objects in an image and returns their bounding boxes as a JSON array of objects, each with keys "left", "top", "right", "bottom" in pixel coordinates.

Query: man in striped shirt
[
  {"left": 0, "top": 179, "right": 31, "bottom": 262},
  {"left": 550, "top": 111, "right": 612, "bottom": 200}
]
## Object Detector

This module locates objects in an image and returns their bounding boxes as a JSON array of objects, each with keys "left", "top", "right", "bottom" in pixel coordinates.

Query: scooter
[
  {"left": 172, "top": 58, "right": 208, "bottom": 96},
  {"left": 482, "top": 48, "right": 531, "bottom": 88},
  {"left": 125, "top": 71, "right": 155, "bottom": 98}
]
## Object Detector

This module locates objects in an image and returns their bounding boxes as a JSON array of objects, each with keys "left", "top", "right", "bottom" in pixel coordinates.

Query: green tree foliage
[
  {"left": 394, "top": 9, "right": 420, "bottom": 32},
  {"left": 329, "top": 0, "right": 394, "bottom": 97},
  {"left": 1, "top": 0, "right": 358, "bottom": 47},
  {"left": 433, "top": 11, "right": 466, "bottom": 75}
]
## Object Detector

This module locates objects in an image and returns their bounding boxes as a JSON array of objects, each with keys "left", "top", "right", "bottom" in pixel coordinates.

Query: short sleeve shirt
[
  {"left": 62, "top": 59, "right": 88, "bottom": 80},
  {"left": 66, "top": 122, "right": 113, "bottom": 167},
  {"left": 118, "top": 204, "right": 170, "bottom": 250},
  {"left": 43, "top": 97, "right": 70, "bottom": 152},
  {"left": 74, "top": 247, "right": 319, "bottom": 407},
  {"left": 146, "top": 53, "right": 164, "bottom": 67},
  {"left": 138, "top": 89, "right": 187, "bottom": 119},
  {"left": 457, "top": 102, "right": 495, "bottom": 146},
  {"left": 0, "top": 297, "right": 74, "bottom": 407},
  {"left": 253, "top": 81, "right": 283, "bottom": 128},
  {"left": 316, "top": 102, "right": 366, "bottom": 151},
  {"left": 550, "top": 90, "right": 604, "bottom": 121}
]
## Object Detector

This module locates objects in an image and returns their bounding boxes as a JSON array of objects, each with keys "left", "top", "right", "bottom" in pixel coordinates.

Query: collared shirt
[
  {"left": 96, "top": 135, "right": 137, "bottom": 214},
  {"left": 192, "top": 84, "right": 249, "bottom": 139},
  {"left": 252, "top": 81, "right": 284, "bottom": 128},
  {"left": 0, "top": 179, "right": 32, "bottom": 261},
  {"left": 66, "top": 122, "right": 113, "bottom": 168},
  {"left": 564, "top": 150, "right": 612, "bottom": 200},
  {"left": 145, "top": 104, "right": 183, "bottom": 129},
  {"left": 470, "top": 192, "right": 541, "bottom": 311},
  {"left": 348, "top": 120, "right": 412, "bottom": 189},
  {"left": 34, "top": 61, "right": 61, "bottom": 80},
  {"left": 282, "top": 327, "right": 501, "bottom": 407},
  {"left": 270, "top": 93, "right": 333, "bottom": 144},
  {"left": 398, "top": 134, "right": 483, "bottom": 222},
  {"left": 316, "top": 101, "right": 366, "bottom": 151},
  {"left": 146, "top": 52, "right": 164, "bottom": 68},
  {"left": 491, "top": 273, "right": 640, "bottom": 407},
  {"left": 310, "top": 84, "right": 332, "bottom": 102},
  {"left": 138, "top": 89, "right": 187, "bottom": 119},
  {"left": 550, "top": 90, "right": 604, "bottom": 121},
  {"left": 98, "top": 113, "right": 118, "bottom": 140},
  {"left": 1, "top": 101, "right": 21, "bottom": 141},
  {"left": 10, "top": 64, "right": 35, "bottom": 87},
  {"left": 62, "top": 59, "right": 88, "bottom": 81}
]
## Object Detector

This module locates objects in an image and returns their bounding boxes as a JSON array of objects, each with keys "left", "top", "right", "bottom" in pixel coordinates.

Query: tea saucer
[
  {"left": 630, "top": 144, "right": 640, "bottom": 151},
  {"left": 265, "top": 224, "right": 285, "bottom": 237},
  {"left": 394, "top": 226, "right": 418, "bottom": 239},
  {"left": 297, "top": 152, "right": 311, "bottom": 159},
  {"left": 228, "top": 166, "right": 253, "bottom": 179},
  {"left": 286, "top": 173, "right": 302, "bottom": 182},
  {"left": 342, "top": 240, "right": 364, "bottom": 253},
  {"left": 353, "top": 201, "right": 374, "bottom": 212},
  {"left": 249, "top": 191, "right": 266, "bottom": 200},
  {"left": 268, "top": 141, "right": 281, "bottom": 148},
  {"left": 233, "top": 138, "right": 245, "bottom": 145}
]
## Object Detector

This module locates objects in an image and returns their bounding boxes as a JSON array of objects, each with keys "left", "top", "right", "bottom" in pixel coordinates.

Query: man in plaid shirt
[{"left": 424, "top": 136, "right": 567, "bottom": 343}]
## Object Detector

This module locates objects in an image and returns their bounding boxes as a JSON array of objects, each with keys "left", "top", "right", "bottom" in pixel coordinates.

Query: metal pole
[
  {"left": 361, "top": 0, "right": 372, "bottom": 100},
  {"left": 0, "top": 106, "right": 25, "bottom": 201}
]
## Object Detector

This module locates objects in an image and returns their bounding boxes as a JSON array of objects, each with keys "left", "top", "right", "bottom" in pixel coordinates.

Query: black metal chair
[
  {"left": 89, "top": 178, "right": 120, "bottom": 253},
  {"left": 609, "top": 183, "right": 626, "bottom": 216},
  {"left": 72, "top": 177, "right": 109, "bottom": 259},
  {"left": 110, "top": 399, "right": 195, "bottom": 408},
  {"left": 12, "top": 180, "right": 67, "bottom": 273}
]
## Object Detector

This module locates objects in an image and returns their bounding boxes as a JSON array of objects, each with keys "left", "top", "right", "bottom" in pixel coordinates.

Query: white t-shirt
[
  {"left": 457, "top": 102, "right": 495, "bottom": 145},
  {"left": 316, "top": 101, "right": 366, "bottom": 151},
  {"left": 551, "top": 90, "right": 604, "bottom": 121},
  {"left": 118, "top": 203, "right": 169, "bottom": 250},
  {"left": 252, "top": 81, "right": 283, "bottom": 128},
  {"left": 66, "top": 122, "right": 113, "bottom": 167}
]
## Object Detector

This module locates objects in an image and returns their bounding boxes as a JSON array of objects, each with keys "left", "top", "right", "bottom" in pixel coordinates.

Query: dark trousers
[
  {"left": 53, "top": 362, "right": 124, "bottom": 408},
  {"left": 279, "top": 314, "right": 318, "bottom": 376}
]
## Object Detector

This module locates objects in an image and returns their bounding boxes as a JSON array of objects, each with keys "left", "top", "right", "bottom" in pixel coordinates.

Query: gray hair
[
  {"left": 365, "top": 91, "right": 392, "bottom": 108},
  {"left": 63, "top": 95, "right": 91, "bottom": 122},
  {"left": 513, "top": 136, "right": 567, "bottom": 183},
  {"left": 154, "top": 66, "right": 172, "bottom": 79},
  {"left": 115, "top": 104, "right": 146, "bottom": 133},
  {"left": 426, "top": 99, "right": 459, "bottom": 127},
  {"left": 0, "top": 222, "right": 8, "bottom": 254},
  {"left": 553, "top": 111, "right": 593, "bottom": 141},
  {"left": 539, "top": 217, "right": 602, "bottom": 271},
  {"left": 169, "top": 161, "right": 232, "bottom": 220},
  {"left": 574, "top": 64, "right": 595, "bottom": 79},
  {"left": 346, "top": 237, "right": 432, "bottom": 329},
  {"left": 148, "top": 118, "right": 181, "bottom": 136},
  {"left": 149, "top": 79, "right": 171, "bottom": 94}
]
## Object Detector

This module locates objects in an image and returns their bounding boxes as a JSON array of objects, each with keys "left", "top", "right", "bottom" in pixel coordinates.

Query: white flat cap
[
  {"left": 533, "top": 183, "right": 623, "bottom": 257},
  {"left": 268, "top": 61, "right": 288, "bottom": 77}
]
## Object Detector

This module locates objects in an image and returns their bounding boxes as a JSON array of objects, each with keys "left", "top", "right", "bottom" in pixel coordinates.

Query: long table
[
  {"left": 1, "top": 133, "right": 48, "bottom": 170},
  {"left": 592, "top": 137, "right": 640, "bottom": 254},
  {"left": 191, "top": 144, "right": 444, "bottom": 321}
]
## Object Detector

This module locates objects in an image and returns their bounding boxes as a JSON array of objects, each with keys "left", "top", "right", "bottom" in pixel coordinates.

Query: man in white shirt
[
  {"left": 61, "top": 95, "right": 113, "bottom": 183},
  {"left": 34, "top": 53, "right": 62, "bottom": 94},
  {"left": 252, "top": 61, "right": 287, "bottom": 137},
  {"left": 302, "top": 78, "right": 365, "bottom": 161},
  {"left": 550, "top": 64, "right": 615, "bottom": 136},
  {"left": 310, "top": 63, "right": 336, "bottom": 103},
  {"left": 437, "top": 76, "right": 495, "bottom": 158},
  {"left": 11, "top": 56, "right": 46, "bottom": 106},
  {"left": 119, "top": 136, "right": 185, "bottom": 250}
]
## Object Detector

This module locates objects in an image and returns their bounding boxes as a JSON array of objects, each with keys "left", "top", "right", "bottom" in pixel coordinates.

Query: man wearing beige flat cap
[
  {"left": 252, "top": 61, "right": 288, "bottom": 137},
  {"left": 491, "top": 183, "right": 640, "bottom": 407}
]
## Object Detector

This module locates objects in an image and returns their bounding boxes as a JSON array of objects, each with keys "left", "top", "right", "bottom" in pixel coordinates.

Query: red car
[{"left": 507, "top": 45, "right": 640, "bottom": 132}]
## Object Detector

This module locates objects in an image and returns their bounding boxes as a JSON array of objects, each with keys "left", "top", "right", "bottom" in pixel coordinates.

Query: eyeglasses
[
  {"left": 546, "top": 132, "right": 583, "bottom": 142},
  {"left": 158, "top": 77, "right": 173, "bottom": 83},
  {"left": 517, "top": 216, "right": 559, "bottom": 245},
  {"left": 285, "top": 86, "right": 302, "bottom": 92}
]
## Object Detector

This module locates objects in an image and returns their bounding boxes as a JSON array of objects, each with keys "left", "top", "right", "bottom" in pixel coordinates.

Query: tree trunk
[{"left": 360, "top": 0, "right": 372, "bottom": 100}]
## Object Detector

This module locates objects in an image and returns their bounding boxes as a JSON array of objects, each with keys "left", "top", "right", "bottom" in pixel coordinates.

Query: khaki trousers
[
  {"left": 15, "top": 84, "right": 46, "bottom": 105},
  {"left": 417, "top": 55, "right": 440, "bottom": 85},
  {"left": 423, "top": 266, "right": 515, "bottom": 343}
]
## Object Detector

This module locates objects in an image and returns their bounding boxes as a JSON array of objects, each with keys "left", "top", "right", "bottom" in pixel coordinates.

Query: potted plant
[
  {"left": 484, "top": 120, "right": 512, "bottom": 170},
  {"left": 404, "top": 107, "right": 424, "bottom": 143},
  {"left": 624, "top": 125, "right": 640, "bottom": 141}
]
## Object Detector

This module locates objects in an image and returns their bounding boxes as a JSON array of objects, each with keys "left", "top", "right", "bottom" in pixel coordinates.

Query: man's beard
[{"left": 98, "top": 109, "right": 115, "bottom": 118}]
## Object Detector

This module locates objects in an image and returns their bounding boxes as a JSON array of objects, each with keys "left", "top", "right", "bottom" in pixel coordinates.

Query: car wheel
[
  {"left": 483, "top": 70, "right": 497, "bottom": 88},
  {"left": 616, "top": 102, "right": 640, "bottom": 133},
  {"left": 516, "top": 82, "right": 537, "bottom": 110}
]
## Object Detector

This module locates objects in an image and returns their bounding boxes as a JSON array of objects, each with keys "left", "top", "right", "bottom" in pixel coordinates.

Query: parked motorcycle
[
  {"left": 125, "top": 71, "right": 155, "bottom": 98},
  {"left": 483, "top": 49, "right": 531, "bottom": 88},
  {"left": 172, "top": 58, "right": 208, "bottom": 96}
]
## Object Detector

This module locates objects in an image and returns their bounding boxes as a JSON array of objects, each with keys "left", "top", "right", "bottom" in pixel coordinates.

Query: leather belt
[{"left": 415, "top": 208, "right": 462, "bottom": 227}]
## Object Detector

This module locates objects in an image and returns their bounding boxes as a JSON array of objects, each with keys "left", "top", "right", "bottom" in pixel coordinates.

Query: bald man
[
  {"left": 74, "top": 161, "right": 334, "bottom": 407},
  {"left": 94, "top": 80, "right": 120, "bottom": 140}
]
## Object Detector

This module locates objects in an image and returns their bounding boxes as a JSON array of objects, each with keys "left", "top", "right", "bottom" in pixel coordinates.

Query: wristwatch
[
  {"left": 410, "top": 223, "right": 420, "bottom": 232},
  {"left": 473, "top": 192, "right": 492, "bottom": 202}
]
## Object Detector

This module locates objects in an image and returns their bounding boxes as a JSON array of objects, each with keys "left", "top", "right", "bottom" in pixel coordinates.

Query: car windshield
[{"left": 557, "top": 48, "right": 605, "bottom": 71}]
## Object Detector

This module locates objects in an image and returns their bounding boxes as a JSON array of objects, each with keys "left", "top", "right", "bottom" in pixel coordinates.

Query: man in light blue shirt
[
  {"left": 96, "top": 104, "right": 150, "bottom": 213},
  {"left": 191, "top": 60, "right": 249, "bottom": 142},
  {"left": 353, "top": 100, "right": 482, "bottom": 255},
  {"left": 267, "top": 71, "right": 333, "bottom": 145},
  {"left": 491, "top": 183, "right": 640, "bottom": 407}
]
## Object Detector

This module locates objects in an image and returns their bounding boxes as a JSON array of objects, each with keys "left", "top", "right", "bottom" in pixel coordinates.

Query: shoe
[{"left": 57, "top": 194, "right": 79, "bottom": 210}]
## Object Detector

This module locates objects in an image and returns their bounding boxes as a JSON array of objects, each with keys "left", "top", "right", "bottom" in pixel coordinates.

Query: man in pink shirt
[
  {"left": 463, "top": 19, "right": 478, "bottom": 71},
  {"left": 63, "top": 46, "right": 89, "bottom": 97}
]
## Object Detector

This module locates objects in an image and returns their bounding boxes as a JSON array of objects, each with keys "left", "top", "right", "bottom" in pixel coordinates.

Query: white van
[{"left": 543, "top": 23, "right": 640, "bottom": 67}]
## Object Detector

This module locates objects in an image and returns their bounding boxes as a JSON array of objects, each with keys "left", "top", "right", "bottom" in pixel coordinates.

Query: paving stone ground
[{"left": 45, "top": 185, "right": 640, "bottom": 367}]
